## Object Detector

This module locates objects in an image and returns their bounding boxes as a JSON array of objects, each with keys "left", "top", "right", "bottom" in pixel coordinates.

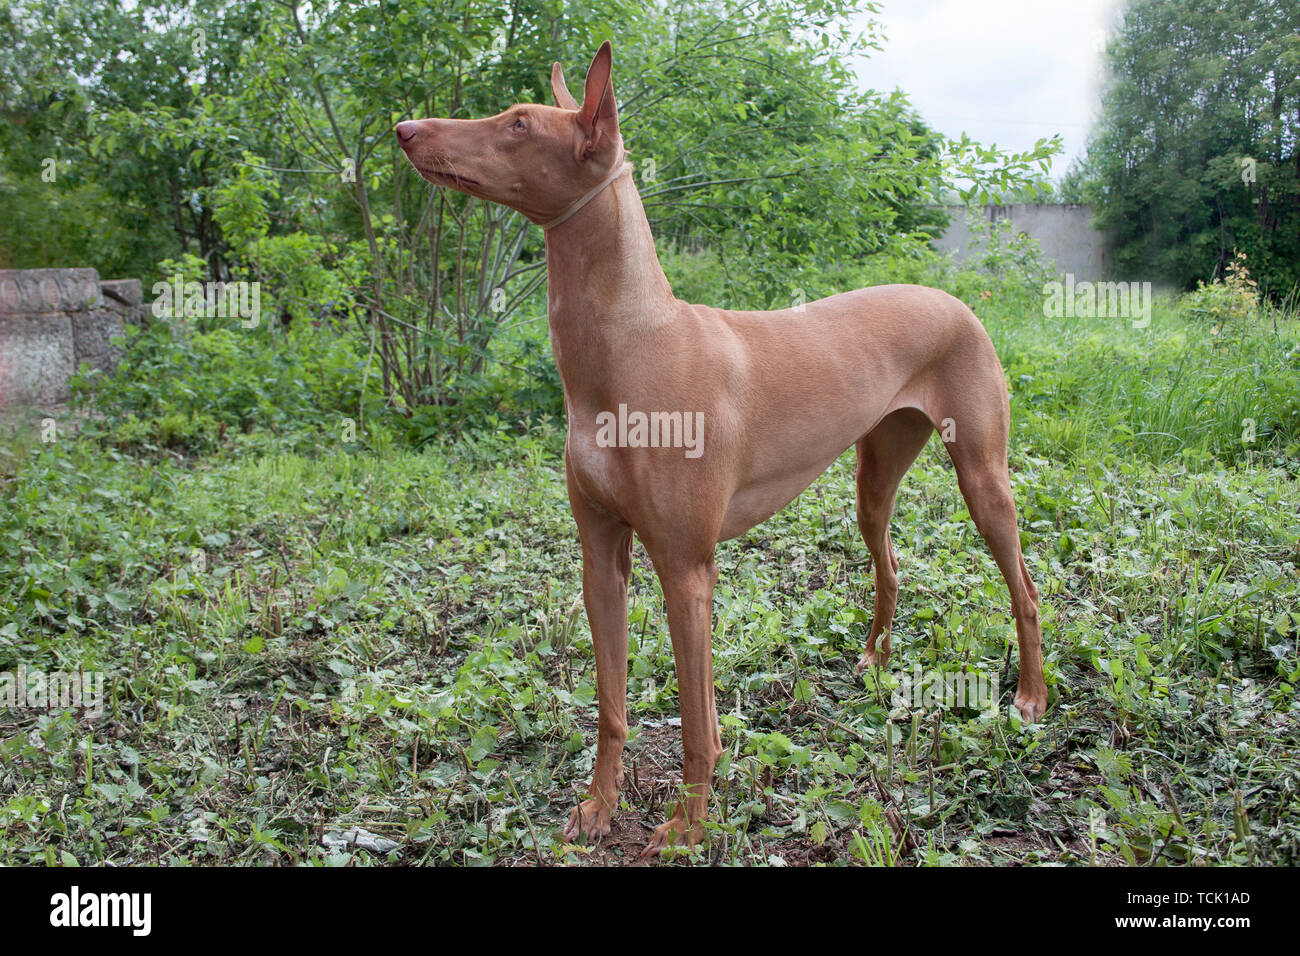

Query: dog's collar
[{"left": 540, "top": 157, "right": 633, "bottom": 230}]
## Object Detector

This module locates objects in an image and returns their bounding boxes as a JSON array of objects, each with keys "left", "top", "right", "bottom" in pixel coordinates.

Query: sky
[{"left": 848, "top": 0, "right": 1124, "bottom": 182}]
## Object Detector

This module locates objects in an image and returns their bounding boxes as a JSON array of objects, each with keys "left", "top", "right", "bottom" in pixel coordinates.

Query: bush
[
  {"left": 1182, "top": 250, "right": 1261, "bottom": 328},
  {"left": 74, "top": 316, "right": 381, "bottom": 453}
]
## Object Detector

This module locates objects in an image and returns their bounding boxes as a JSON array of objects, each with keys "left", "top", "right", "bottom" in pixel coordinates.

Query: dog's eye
[{"left": 509, "top": 117, "right": 527, "bottom": 133}]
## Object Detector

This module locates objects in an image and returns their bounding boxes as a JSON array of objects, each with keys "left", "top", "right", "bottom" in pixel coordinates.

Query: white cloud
[{"left": 849, "top": 0, "right": 1123, "bottom": 180}]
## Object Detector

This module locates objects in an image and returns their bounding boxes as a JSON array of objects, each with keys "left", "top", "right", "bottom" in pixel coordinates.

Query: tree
[
  {"left": 0, "top": 0, "right": 267, "bottom": 274},
  {"left": 1069, "top": 0, "right": 1300, "bottom": 297},
  {"left": 0, "top": 0, "right": 1059, "bottom": 415}
]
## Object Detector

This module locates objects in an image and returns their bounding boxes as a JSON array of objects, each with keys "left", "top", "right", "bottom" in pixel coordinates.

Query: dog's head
[{"left": 395, "top": 41, "right": 624, "bottom": 225}]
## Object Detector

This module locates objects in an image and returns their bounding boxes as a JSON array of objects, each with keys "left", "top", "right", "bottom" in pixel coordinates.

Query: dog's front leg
[
  {"left": 562, "top": 462, "right": 634, "bottom": 843},
  {"left": 642, "top": 554, "right": 723, "bottom": 857}
]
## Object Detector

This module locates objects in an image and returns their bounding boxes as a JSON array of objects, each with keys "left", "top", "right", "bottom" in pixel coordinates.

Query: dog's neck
[{"left": 543, "top": 167, "right": 676, "bottom": 383}]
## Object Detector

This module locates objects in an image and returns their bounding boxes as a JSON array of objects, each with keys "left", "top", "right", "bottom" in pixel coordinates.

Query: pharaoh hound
[{"left": 395, "top": 41, "right": 1047, "bottom": 856}]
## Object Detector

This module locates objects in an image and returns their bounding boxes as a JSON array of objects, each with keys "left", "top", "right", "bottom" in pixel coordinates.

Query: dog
[{"left": 396, "top": 41, "right": 1047, "bottom": 857}]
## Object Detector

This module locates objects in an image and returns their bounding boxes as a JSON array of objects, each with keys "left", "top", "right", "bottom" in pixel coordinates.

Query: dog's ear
[
  {"left": 551, "top": 61, "right": 579, "bottom": 110},
  {"left": 577, "top": 40, "right": 620, "bottom": 157}
]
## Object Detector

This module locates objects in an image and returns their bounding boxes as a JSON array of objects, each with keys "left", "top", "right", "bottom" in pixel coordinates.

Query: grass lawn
[{"left": 2, "top": 292, "right": 1298, "bottom": 866}]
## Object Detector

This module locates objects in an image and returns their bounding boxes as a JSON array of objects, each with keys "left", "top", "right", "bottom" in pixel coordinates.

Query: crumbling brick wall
[{"left": 0, "top": 268, "right": 143, "bottom": 408}]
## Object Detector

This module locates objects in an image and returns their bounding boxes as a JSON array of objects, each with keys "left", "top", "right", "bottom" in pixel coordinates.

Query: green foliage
[
  {"left": 4, "top": 256, "right": 1299, "bottom": 866},
  {"left": 1181, "top": 249, "right": 1263, "bottom": 326},
  {"left": 210, "top": 154, "right": 276, "bottom": 251},
  {"left": 1, "top": 0, "right": 1057, "bottom": 412},
  {"left": 0, "top": 0, "right": 267, "bottom": 274},
  {"left": 75, "top": 316, "right": 381, "bottom": 453}
]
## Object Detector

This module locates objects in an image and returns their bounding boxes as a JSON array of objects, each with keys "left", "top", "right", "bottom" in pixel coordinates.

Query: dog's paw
[
  {"left": 855, "top": 647, "right": 891, "bottom": 675},
  {"left": 640, "top": 814, "right": 704, "bottom": 858},
  {"left": 1013, "top": 687, "right": 1048, "bottom": 723},
  {"left": 563, "top": 798, "right": 612, "bottom": 843}
]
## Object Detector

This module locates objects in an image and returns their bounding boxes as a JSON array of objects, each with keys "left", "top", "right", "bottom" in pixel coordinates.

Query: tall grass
[{"left": 986, "top": 302, "right": 1300, "bottom": 469}]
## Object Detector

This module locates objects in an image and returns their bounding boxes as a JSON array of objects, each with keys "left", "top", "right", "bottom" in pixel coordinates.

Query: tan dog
[{"left": 396, "top": 41, "right": 1047, "bottom": 857}]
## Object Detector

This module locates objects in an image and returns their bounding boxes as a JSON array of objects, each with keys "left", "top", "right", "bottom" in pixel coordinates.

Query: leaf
[
  {"left": 103, "top": 588, "right": 132, "bottom": 612},
  {"left": 467, "top": 725, "right": 498, "bottom": 764}
]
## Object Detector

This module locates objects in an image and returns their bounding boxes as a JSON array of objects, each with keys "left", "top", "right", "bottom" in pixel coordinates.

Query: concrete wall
[
  {"left": 0, "top": 268, "right": 142, "bottom": 409},
  {"left": 932, "top": 204, "right": 1112, "bottom": 280}
]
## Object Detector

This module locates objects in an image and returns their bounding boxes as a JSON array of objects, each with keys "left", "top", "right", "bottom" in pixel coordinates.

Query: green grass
[{"left": 1, "top": 293, "right": 1298, "bottom": 866}]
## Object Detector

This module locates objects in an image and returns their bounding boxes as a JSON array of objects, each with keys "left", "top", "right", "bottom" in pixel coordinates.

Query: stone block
[
  {"left": 0, "top": 311, "right": 75, "bottom": 407},
  {"left": 0, "top": 268, "right": 101, "bottom": 315},
  {"left": 72, "top": 309, "right": 124, "bottom": 374}
]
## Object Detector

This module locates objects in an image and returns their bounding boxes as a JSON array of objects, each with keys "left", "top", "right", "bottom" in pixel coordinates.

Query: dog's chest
[{"left": 565, "top": 416, "right": 624, "bottom": 512}]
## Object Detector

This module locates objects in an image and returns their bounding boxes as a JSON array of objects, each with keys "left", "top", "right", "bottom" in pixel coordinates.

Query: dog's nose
[{"left": 395, "top": 121, "right": 418, "bottom": 144}]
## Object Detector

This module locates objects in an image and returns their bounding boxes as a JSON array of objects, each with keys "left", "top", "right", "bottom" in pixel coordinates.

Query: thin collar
[{"left": 540, "top": 157, "right": 633, "bottom": 230}]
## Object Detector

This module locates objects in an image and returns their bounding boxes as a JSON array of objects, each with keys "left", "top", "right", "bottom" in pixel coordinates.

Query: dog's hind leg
[
  {"left": 853, "top": 407, "right": 934, "bottom": 673},
  {"left": 936, "top": 376, "right": 1048, "bottom": 721}
]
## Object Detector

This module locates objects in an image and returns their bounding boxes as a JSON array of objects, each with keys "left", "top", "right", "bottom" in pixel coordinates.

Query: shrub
[
  {"left": 1182, "top": 250, "right": 1261, "bottom": 328},
  {"left": 73, "top": 315, "right": 381, "bottom": 453}
]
